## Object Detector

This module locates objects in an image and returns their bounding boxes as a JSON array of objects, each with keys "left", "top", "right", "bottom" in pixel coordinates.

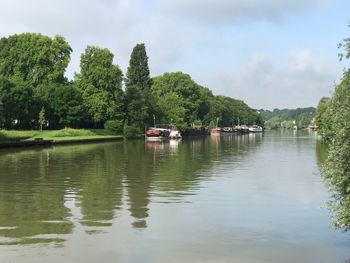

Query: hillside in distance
[{"left": 259, "top": 107, "right": 316, "bottom": 129}]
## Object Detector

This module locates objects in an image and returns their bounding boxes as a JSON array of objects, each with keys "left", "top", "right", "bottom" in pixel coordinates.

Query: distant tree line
[
  {"left": 0, "top": 33, "right": 263, "bottom": 134},
  {"left": 315, "top": 23, "right": 350, "bottom": 232},
  {"left": 260, "top": 107, "right": 316, "bottom": 129}
]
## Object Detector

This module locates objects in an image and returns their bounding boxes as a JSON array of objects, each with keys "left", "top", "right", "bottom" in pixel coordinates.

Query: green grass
[{"left": 0, "top": 128, "right": 122, "bottom": 142}]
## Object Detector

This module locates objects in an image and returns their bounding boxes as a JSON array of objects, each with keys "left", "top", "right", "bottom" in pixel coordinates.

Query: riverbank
[{"left": 0, "top": 128, "right": 123, "bottom": 148}]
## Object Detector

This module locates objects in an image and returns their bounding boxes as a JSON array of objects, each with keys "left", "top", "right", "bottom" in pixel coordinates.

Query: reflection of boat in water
[
  {"left": 145, "top": 140, "right": 168, "bottom": 150},
  {"left": 145, "top": 124, "right": 181, "bottom": 141},
  {"left": 145, "top": 139, "right": 181, "bottom": 154},
  {"left": 210, "top": 128, "right": 221, "bottom": 136},
  {"left": 169, "top": 139, "right": 179, "bottom": 146}
]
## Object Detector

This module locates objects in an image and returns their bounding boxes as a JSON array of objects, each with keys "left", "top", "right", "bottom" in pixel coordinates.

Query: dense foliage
[
  {"left": 316, "top": 24, "right": 350, "bottom": 232},
  {"left": 151, "top": 72, "right": 212, "bottom": 130},
  {"left": 0, "top": 32, "right": 262, "bottom": 133},
  {"left": 317, "top": 71, "right": 350, "bottom": 232},
  {"left": 124, "top": 43, "right": 152, "bottom": 131},
  {"left": 75, "top": 46, "right": 123, "bottom": 129},
  {"left": 152, "top": 72, "right": 263, "bottom": 130},
  {"left": 0, "top": 33, "right": 72, "bottom": 129},
  {"left": 260, "top": 107, "right": 316, "bottom": 129}
]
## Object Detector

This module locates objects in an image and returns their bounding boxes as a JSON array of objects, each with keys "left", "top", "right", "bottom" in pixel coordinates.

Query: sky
[{"left": 0, "top": 0, "right": 349, "bottom": 109}]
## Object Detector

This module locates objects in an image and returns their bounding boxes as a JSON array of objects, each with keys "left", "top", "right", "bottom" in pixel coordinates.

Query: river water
[{"left": 0, "top": 131, "right": 349, "bottom": 263}]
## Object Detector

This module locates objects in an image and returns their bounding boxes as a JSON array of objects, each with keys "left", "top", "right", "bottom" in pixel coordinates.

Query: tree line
[
  {"left": 315, "top": 23, "right": 350, "bottom": 232},
  {"left": 260, "top": 107, "right": 315, "bottom": 130},
  {"left": 0, "top": 33, "right": 263, "bottom": 134}
]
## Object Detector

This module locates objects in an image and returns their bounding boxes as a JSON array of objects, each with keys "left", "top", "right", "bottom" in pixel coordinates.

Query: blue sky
[{"left": 0, "top": 0, "right": 349, "bottom": 109}]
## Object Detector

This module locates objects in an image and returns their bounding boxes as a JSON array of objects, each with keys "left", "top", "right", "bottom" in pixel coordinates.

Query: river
[{"left": 0, "top": 131, "right": 349, "bottom": 263}]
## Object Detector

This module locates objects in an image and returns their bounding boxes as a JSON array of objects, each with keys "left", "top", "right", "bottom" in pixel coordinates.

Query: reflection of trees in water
[
  {"left": 316, "top": 138, "right": 350, "bottom": 233},
  {"left": 123, "top": 141, "right": 153, "bottom": 229},
  {"left": 0, "top": 135, "right": 263, "bottom": 245},
  {"left": 0, "top": 143, "right": 125, "bottom": 245},
  {"left": 315, "top": 140, "right": 328, "bottom": 167},
  {"left": 74, "top": 145, "right": 124, "bottom": 228},
  {"left": 0, "top": 148, "right": 73, "bottom": 246},
  {"left": 145, "top": 134, "right": 263, "bottom": 197}
]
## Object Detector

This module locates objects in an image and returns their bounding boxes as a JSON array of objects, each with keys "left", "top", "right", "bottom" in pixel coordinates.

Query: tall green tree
[
  {"left": 125, "top": 43, "right": 151, "bottom": 90},
  {"left": 0, "top": 33, "right": 71, "bottom": 86},
  {"left": 0, "top": 33, "right": 72, "bottom": 129},
  {"left": 75, "top": 46, "right": 123, "bottom": 127},
  {"left": 125, "top": 43, "right": 153, "bottom": 129}
]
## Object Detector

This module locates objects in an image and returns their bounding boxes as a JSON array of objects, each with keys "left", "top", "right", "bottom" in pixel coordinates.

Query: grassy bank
[{"left": 0, "top": 128, "right": 123, "bottom": 142}]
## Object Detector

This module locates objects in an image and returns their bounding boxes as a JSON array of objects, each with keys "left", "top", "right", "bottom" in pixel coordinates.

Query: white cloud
[
  {"left": 153, "top": 0, "right": 327, "bottom": 25},
  {"left": 201, "top": 50, "right": 341, "bottom": 109}
]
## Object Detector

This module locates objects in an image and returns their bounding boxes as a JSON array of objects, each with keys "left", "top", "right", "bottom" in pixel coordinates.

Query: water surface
[{"left": 0, "top": 131, "right": 349, "bottom": 262}]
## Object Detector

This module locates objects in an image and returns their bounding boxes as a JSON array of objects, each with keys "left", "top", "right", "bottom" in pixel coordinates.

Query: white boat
[
  {"left": 169, "top": 129, "right": 182, "bottom": 140},
  {"left": 248, "top": 125, "right": 263, "bottom": 133}
]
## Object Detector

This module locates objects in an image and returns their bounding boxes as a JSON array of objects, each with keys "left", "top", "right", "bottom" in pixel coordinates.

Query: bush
[
  {"left": 0, "top": 130, "right": 7, "bottom": 140},
  {"left": 54, "top": 128, "right": 94, "bottom": 137},
  {"left": 104, "top": 120, "right": 123, "bottom": 133},
  {"left": 123, "top": 124, "right": 141, "bottom": 139}
]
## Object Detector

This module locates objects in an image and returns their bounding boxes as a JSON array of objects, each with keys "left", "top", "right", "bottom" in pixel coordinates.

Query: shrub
[
  {"left": 0, "top": 130, "right": 7, "bottom": 140},
  {"left": 123, "top": 124, "right": 141, "bottom": 139},
  {"left": 54, "top": 128, "right": 94, "bottom": 137},
  {"left": 104, "top": 120, "right": 123, "bottom": 133}
]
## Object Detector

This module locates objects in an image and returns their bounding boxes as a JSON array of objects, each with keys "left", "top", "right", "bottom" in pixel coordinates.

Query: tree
[
  {"left": 0, "top": 90, "right": 4, "bottom": 128},
  {"left": 260, "top": 107, "right": 316, "bottom": 129},
  {"left": 321, "top": 70, "right": 350, "bottom": 232},
  {"left": 0, "top": 33, "right": 71, "bottom": 86},
  {"left": 51, "top": 84, "right": 86, "bottom": 128},
  {"left": 318, "top": 24, "right": 350, "bottom": 233},
  {"left": 0, "top": 33, "right": 72, "bottom": 129},
  {"left": 124, "top": 85, "right": 148, "bottom": 130},
  {"left": 38, "top": 107, "right": 46, "bottom": 131},
  {"left": 75, "top": 46, "right": 123, "bottom": 127},
  {"left": 204, "top": 95, "right": 261, "bottom": 127},
  {"left": 152, "top": 72, "right": 213, "bottom": 128},
  {"left": 156, "top": 92, "right": 187, "bottom": 130},
  {"left": 265, "top": 116, "right": 281, "bottom": 129},
  {"left": 125, "top": 43, "right": 153, "bottom": 129},
  {"left": 338, "top": 22, "right": 350, "bottom": 61},
  {"left": 125, "top": 43, "right": 151, "bottom": 90},
  {"left": 0, "top": 76, "right": 38, "bottom": 129},
  {"left": 315, "top": 97, "right": 332, "bottom": 139}
]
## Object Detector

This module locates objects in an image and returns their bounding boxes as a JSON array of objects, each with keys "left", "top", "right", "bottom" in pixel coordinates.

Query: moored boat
[
  {"left": 221, "top": 127, "right": 239, "bottom": 135},
  {"left": 248, "top": 125, "right": 263, "bottom": 133},
  {"left": 169, "top": 129, "right": 182, "bottom": 140},
  {"left": 145, "top": 124, "right": 181, "bottom": 141},
  {"left": 145, "top": 127, "right": 170, "bottom": 141}
]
